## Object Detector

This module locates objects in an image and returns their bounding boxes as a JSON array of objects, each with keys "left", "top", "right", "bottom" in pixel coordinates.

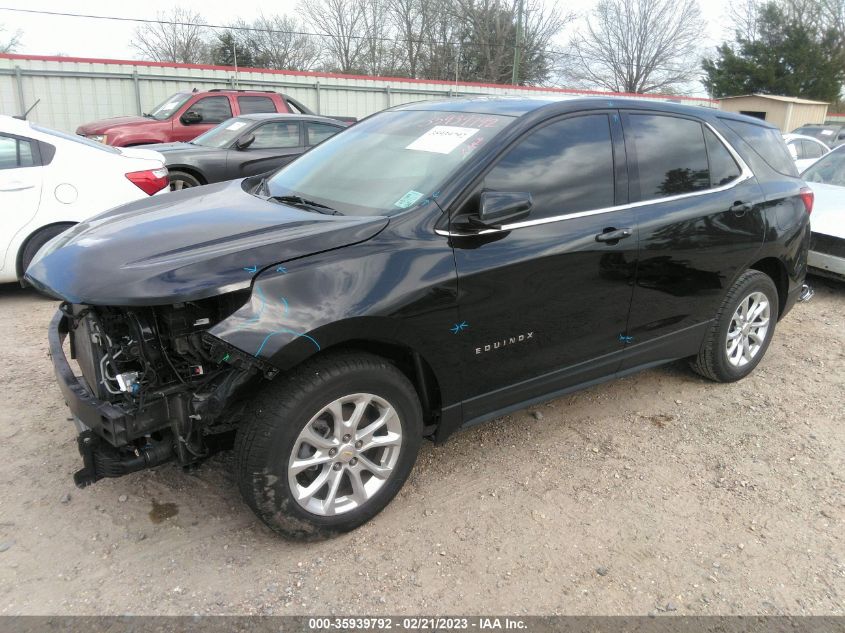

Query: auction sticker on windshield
[
  {"left": 394, "top": 190, "right": 425, "bottom": 208},
  {"left": 227, "top": 121, "right": 247, "bottom": 130},
  {"left": 406, "top": 126, "right": 479, "bottom": 154}
]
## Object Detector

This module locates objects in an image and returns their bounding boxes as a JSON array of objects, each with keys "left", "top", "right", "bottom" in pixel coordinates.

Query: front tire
[
  {"left": 692, "top": 270, "right": 779, "bottom": 382},
  {"left": 235, "top": 352, "right": 423, "bottom": 539}
]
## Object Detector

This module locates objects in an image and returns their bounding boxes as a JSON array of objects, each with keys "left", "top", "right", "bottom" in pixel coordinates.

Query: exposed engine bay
[{"left": 60, "top": 291, "right": 276, "bottom": 486}]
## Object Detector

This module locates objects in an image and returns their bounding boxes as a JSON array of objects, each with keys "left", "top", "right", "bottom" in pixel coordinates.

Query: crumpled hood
[
  {"left": 25, "top": 179, "right": 389, "bottom": 305},
  {"left": 76, "top": 116, "right": 154, "bottom": 135}
]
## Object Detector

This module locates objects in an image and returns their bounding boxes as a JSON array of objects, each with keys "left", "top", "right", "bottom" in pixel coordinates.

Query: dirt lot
[{"left": 0, "top": 278, "right": 842, "bottom": 616}]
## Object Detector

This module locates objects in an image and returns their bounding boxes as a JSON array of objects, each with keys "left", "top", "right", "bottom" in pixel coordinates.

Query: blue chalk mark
[
  {"left": 619, "top": 334, "right": 634, "bottom": 343},
  {"left": 255, "top": 329, "right": 320, "bottom": 357},
  {"left": 280, "top": 296, "right": 289, "bottom": 315},
  {"left": 276, "top": 266, "right": 287, "bottom": 273},
  {"left": 243, "top": 265, "right": 258, "bottom": 273},
  {"left": 231, "top": 286, "right": 267, "bottom": 331},
  {"left": 451, "top": 321, "right": 469, "bottom": 334}
]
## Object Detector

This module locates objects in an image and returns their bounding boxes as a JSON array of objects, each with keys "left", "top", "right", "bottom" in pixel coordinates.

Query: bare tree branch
[
  {"left": 236, "top": 14, "right": 322, "bottom": 71},
  {"left": 298, "top": 0, "right": 368, "bottom": 73},
  {"left": 0, "top": 24, "right": 23, "bottom": 53},
  {"left": 130, "top": 9, "right": 211, "bottom": 64},
  {"left": 564, "top": 0, "right": 705, "bottom": 94}
]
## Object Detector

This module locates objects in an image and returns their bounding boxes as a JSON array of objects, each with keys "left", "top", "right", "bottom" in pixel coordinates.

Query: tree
[
  {"left": 131, "top": 9, "right": 211, "bottom": 64},
  {"left": 565, "top": 0, "right": 705, "bottom": 93},
  {"left": 1, "top": 24, "right": 22, "bottom": 53},
  {"left": 299, "top": 0, "right": 368, "bottom": 73},
  {"left": 702, "top": 2, "right": 845, "bottom": 102},
  {"left": 237, "top": 15, "right": 321, "bottom": 71},
  {"left": 386, "top": 0, "right": 435, "bottom": 77},
  {"left": 210, "top": 30, "right": 255, "bottom": 67},
  {"left": 452, "top": 0, "right": 570, "bottom": 85}
]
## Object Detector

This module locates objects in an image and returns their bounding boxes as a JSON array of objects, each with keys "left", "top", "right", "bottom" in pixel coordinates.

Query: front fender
[{"left": 208, "top": 217, "right": 461, "bottom": 403}]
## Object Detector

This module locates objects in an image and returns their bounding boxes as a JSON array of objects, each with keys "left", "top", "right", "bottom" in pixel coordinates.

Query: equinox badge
[{"left": 475, "top": 332, "right": 534, "bottom": 354}]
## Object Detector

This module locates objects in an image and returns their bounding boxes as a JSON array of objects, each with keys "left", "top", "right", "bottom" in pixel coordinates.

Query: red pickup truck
[{"left": 76, "top": 89, "right": 314, "bottom": 147}]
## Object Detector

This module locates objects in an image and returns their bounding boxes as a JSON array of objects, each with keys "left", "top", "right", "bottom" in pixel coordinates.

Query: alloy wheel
[
  {"left": 725, "top": 291, "right": 771, "bottom": 368},
  {"left": 288, "top": 393, "right": 403, "bottom": 516},
  {"left": 170, "top": 178, "right": 194, "bottom": 192}
]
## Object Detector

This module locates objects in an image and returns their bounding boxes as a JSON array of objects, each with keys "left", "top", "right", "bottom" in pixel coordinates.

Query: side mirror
[
  {"left": 235, "top": 133, "right": 255, "bottom": 150},
  {"left": 477, "top": 191, "right": 532, "bottom": 228},
  {"left": 181, "top": 111, "right": 202, "bottom": 125},
  {"left": 838, "top": 132, "right": 845, "bottom": 140}
]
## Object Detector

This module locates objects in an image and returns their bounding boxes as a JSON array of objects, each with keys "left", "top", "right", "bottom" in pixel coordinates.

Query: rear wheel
[
  {"left": 692, "top": 270, "right": 779, "bottom": 382},
  {"left": 168, "top": 170, "right": 202, "bottom": 191},
  {"left": 235, "top": 352, "right": 422, "bottom": 539}
]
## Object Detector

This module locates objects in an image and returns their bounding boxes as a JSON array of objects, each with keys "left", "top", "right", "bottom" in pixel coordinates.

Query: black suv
[{"left": 28, "top": 97, "right": 812, "bottom": 538}]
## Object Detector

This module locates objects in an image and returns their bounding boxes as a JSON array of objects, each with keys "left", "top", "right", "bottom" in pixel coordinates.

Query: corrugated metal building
[
  {"left": 1, "top": 53, "right": 718, "bottom": 133},
  {"left": 717, "top": 94, "right": 829, "bottom": 132}
]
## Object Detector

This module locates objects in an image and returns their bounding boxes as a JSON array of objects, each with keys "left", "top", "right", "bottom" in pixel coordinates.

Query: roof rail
[{"left": 207, "top": 88, "right": 278, "bottom": 94}]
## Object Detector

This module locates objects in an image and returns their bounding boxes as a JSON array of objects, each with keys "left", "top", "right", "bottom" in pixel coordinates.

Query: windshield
[
  {"left": 32, "top": 125, "right": 121, "bottom": 154},
  {"left": 802, "top": 147, "right": 845, "bottom": 186},
  {"left": 147, "top": 93, "right": 192, "bottom": 120},
  {"left": 793, "top": 126, "right": 838, "bottom": 141},
  {"left": 192, "top": 118, "right": 252, "bottom": 148},
  {"left": 265, "top": 109, "right": 513, "bottom": 216}
]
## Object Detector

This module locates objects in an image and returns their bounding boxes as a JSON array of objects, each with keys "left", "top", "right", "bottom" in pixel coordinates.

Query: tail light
[
  {"left": 799, "top": 186, "right": 814, "bottom": 215},
  {"left": 126, "top": 167, "right": 169, "bottom": 195}
]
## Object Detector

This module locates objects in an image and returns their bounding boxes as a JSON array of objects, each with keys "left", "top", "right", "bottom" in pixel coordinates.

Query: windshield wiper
[{"left": 266, "top": 194, "right": 341, "bottom": 216}]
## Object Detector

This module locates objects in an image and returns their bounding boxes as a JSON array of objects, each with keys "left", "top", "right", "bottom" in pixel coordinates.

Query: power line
[{"left": 0, "top": 5, "right": 709, "bottom": 91}]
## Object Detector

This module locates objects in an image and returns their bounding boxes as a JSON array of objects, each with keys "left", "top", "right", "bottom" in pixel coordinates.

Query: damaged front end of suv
[
  {"left": 27, "top": 176, "right": 393, "bottom": 488},
  {"left": 50, "top": 293, "right": 271, "bottom": 486}
]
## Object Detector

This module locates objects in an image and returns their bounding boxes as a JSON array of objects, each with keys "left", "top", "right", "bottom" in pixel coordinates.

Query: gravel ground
[{"left": 0, "top": 277, "right": 842, "bottom": 616}]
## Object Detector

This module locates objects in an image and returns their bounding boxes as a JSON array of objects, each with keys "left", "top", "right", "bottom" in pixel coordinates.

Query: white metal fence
[{"left": 0, "top": 53, "right": 719, "bottom": 134}]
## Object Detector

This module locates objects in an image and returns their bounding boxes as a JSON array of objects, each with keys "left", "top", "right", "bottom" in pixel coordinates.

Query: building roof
[{"left": 718, "top": 94, "right": 829, "bottom": 105}]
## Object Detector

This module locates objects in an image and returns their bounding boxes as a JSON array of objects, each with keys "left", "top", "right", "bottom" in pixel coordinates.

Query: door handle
[
  {"left": 595, "top": 227, "right": 633, "bottom": 243},
  {"left": 730, "top": 201, "right": 751, "bottom": 215}
]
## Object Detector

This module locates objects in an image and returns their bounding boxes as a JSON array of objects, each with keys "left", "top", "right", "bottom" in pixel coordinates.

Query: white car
[
  {"left": 784, "top": 133, "right": 830, "bottom": 172},
  {"left": 801, "top": 145, "right": 845, "bottom": 279},
  {"left": 0, "top": 115, "right": 168, "bottom": 283}
]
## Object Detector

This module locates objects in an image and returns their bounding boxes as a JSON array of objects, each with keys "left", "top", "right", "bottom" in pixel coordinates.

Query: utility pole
[{"left": 511, "top": 0, "right": 523, "bottom": 85}]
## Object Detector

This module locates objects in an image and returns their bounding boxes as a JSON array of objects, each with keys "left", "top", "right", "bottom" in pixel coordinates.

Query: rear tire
[
  {"left": 692, "top": 270, "right": 779, "bottom": 382},
  {"left": 168, "top": 170, "right": 202, "bottom": 191},
  {"left": 235, "top": 351, "right": 423, "bottom": 539},
  {"left": 20, "top": 223, "right": 74, "bottom": 277}
]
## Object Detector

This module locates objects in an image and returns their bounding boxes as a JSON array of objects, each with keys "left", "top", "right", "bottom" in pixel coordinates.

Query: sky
[{"left": 0, "top": 0, "right": 738, "bottom": 93}]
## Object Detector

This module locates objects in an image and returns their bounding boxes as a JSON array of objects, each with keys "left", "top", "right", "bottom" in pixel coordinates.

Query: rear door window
[
  {"left": 802, "top": 140, "right": 825, "bottom": 159},
  {"left": 251, "top": 122, "right": 301, "bottom": 149},
  {"left": 189, "top": 96, "right": 233, "bottom": 124},
  {"left": 238, "top": 96, "right": 277, "bottom": 114},
  {"left": 0, "top": 135, "right": 37, "bottom": 169},
  {"left": 722, "top": 118, "right": 797, "bottom": 176},
  {"left": 627, "top": 114, "right": 710, "bottom": 199},
  {"left": 305, "top": 122, "right": 342, "bottom": 146},
  {"left": 704, "top": 128, "right": 742, "bottom": 186},
  {"left": 481, "top": 113, "right": 616, "bottom": 220}
]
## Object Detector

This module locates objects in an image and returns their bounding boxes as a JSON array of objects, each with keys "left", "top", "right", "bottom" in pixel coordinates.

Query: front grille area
[
  {"left": 69, "top": 309, "right": 106, "bottom": 399},
  {"left": 810, "top": 233, "right": 845, "bottom": 258}
]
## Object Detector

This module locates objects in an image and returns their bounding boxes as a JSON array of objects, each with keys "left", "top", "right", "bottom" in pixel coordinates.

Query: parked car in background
[
  {"left": 801, "top": 146, "right": 845, "bottom": 279},
  {"left": 791, "top": 124, "right": 845, "bottom": 148},
  {"left": 76, "top": 89, "right": 314, "bottom": 147},
  {"left": 783, "top": 133, "right": 830, "bottom": 171},
  {"left": 144, "top": 113, "right": 348, "bottom": 191},
  {"left": 28, "top": 97, "right": 812, "bottom": 538},
  {"left": 0, "top": 115, "right": 167, "bottom": 283}
]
